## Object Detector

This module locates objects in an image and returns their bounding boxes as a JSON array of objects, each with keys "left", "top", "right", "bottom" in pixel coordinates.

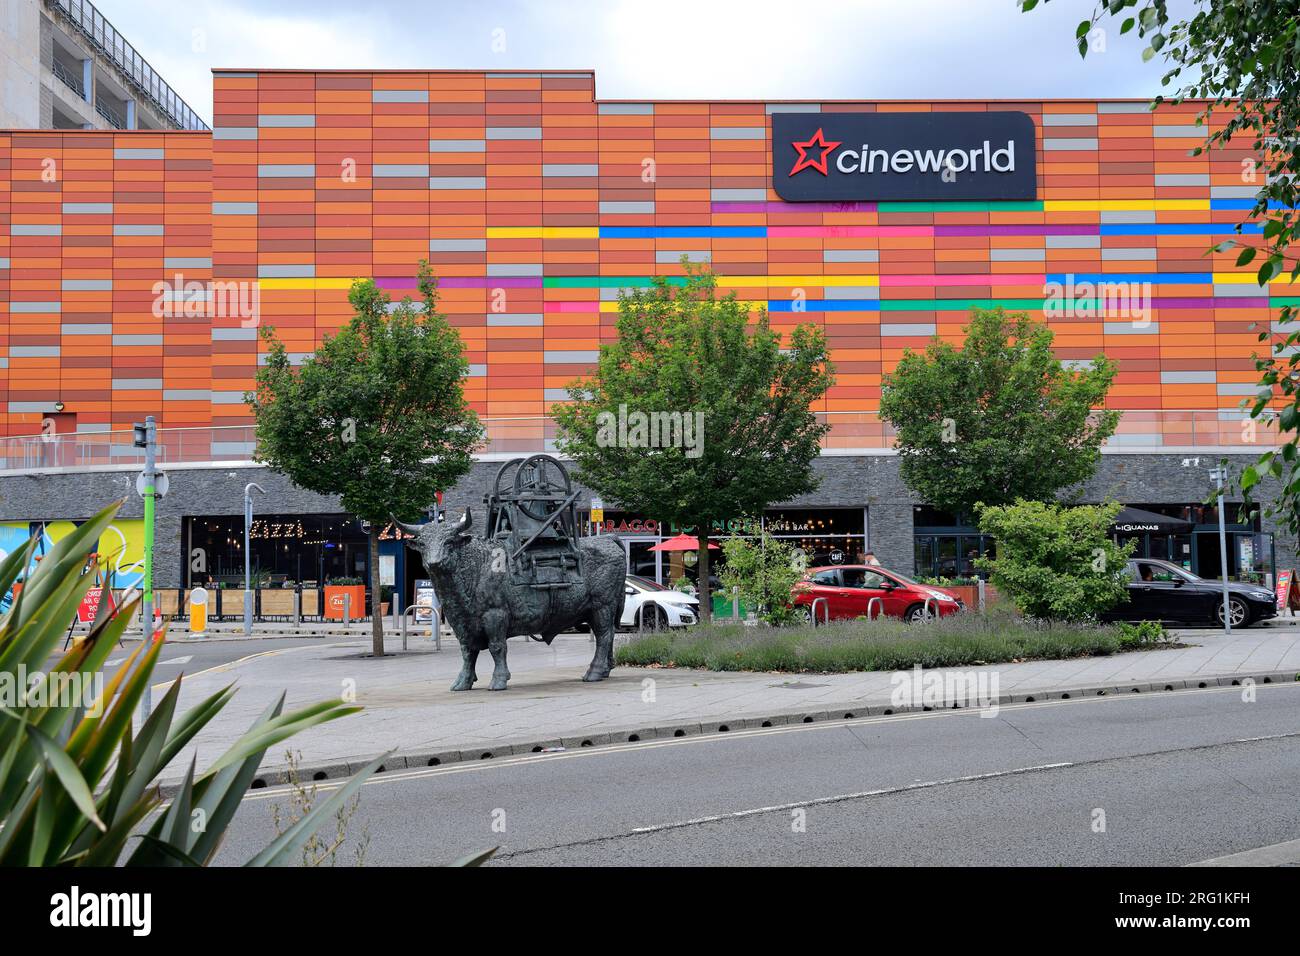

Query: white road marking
[
  {"left": 1188, "top": 836, "right": 1300, "bottom": 867},
  {"left": 158, "top": 655, "right": 193, "bottom": 666},
  {"left": 233, "top": 679, "right": 1300, "bottom": 803},
  {"left": 628, "top": 762, "right": 1073, "bottom": 834}
]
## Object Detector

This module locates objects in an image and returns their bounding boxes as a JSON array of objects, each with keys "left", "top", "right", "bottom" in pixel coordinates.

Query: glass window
[{"left": 811, "top": 570, "right": 839, "bottom": 586}]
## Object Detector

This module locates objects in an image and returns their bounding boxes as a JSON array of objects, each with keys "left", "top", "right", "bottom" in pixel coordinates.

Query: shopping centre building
[{"left": 0, "top": 68, "right": 1294, "bottom": 609}]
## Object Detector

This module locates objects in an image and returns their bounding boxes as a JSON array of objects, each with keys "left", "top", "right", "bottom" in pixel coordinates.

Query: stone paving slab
[{"left": 155, "top": 626, "right": 1300, "bottom": 786}]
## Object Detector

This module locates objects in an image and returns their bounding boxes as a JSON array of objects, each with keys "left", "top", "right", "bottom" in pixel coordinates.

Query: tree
[
  {"left": 552, "top": 264, "right": 834, "bottom": 623},
  {"left": 247, "top": 262, "right": 483, "bottom": 656},
  {"left": 976, "top": 500, "right": 1134, "bottom": 623},
  {"left": 718, "top": 528, "right": 805, "bottom": 627},
  {"left": 1023, "top": 1, "right": 1300, "bottom": 529},
  {"left": 878, "top": 307, "right": 1119, "bottom": 517}
]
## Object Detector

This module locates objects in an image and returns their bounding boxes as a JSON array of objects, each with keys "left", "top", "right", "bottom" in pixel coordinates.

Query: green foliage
[
  {"left": 0, "top": 501, "right": 382, "bottom": 866},
  {"left": 248, "top": 262, "right": 483, "bottom": 653},
  {"left": 248, "top": 262, "right": 483, "bottom": 526},
  {"left": 879, "top": 308, "right": 1118, "bottom": 515},
  {"left": 976, "top": 500, "right": 1134, "bottom": 623},
  {"left": 717, "top": 531, "right": 804, "bottom": 626},
  {"left": 1025, "top": 1, "right": 1300, "bottom": 531},
  {"left": 552, "top": 262, "right": 834, "bottom": 618},
  {"left": 1117, "top": 619, "right": 1172, "bottom": 648},
  {"left": 616, "top": 608, "right": 1142, "bottom": 673}
]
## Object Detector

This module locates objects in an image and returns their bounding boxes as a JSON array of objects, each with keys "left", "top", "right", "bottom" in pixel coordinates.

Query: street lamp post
[
  {"left": 243, "top": 482, "right": 266, "bottom": 635},
  {"left": 1209, "top": 466, "right": 1232, "bottom": 633}
]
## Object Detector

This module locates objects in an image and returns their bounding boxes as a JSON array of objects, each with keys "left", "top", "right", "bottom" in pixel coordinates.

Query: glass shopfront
[
  {"left": 187, "top": 513, "right": 372, "bottom": 588},
  {"left": 912, "top": 506, "right": 995, "bottom": 580},
  {"left": 595, "top": 507, "right": 869, "bottom": 586}
]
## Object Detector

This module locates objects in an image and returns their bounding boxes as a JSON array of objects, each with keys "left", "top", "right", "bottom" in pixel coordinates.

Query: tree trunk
[
  {"left": 697, "top": 525, "right": 712, "bottom": 625},
  {"left": 370, "top": 526, "right": 384, "bottom": 657}
]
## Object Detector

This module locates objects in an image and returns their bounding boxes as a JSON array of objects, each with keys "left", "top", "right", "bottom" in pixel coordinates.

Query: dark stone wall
[{"left": 0, "top": 452, "right": 1292, "bottom": 586}]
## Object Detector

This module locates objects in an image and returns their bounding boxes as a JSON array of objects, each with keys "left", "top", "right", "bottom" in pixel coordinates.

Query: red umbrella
[{"left": 649, "top": 533, "right": 720, "bottom": 552}]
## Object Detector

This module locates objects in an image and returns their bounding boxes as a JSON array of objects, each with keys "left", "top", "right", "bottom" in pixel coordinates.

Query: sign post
[
  {"left": 1209, "top": 466, "right": 1232, "bottom": 633},
  {"left": 590, "top": 497, "right": 604, "bottom": 535},
  {"left": 243, "top": 482, "right": 266, "bottom": 635},
  {"left": 134, "top": 417, "right": 157, "bottom": 719}
]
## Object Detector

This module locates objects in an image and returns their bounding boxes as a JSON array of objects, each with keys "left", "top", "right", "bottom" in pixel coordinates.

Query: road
[
  {"left": 211, "top": 680, "right": 1300, "bottom": 866},
  {"left": 50, "top": 636, "right": 334, "bottom": 684}
]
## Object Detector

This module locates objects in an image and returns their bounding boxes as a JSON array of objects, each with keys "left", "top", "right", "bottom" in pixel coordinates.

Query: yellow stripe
[
  {"left": 257, "top": 277, "right": 358, "bottom": 290},
  {"left": 598, "top": 299, "right": 767, "bottom": 312},
  {"left": 1044, "top": 199, "right": 1210, "bottom": 211},
  {"left": 1213, "top": 272, "right": 1289, "bottom": 285},
  {"left": 486, "top": 226, "right": 599, "bottom": 239}
]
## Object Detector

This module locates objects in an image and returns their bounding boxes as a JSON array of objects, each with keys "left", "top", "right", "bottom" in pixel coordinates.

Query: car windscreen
[{"left": 628, "top": 575, "right": 666, "bottom": 591}]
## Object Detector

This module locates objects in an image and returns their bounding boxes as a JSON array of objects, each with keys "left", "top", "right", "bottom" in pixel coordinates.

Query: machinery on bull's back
[
  {"left": 484, "top": 455, "right": 584, "bottom": 590},
  {"left": 397, "top": 452, "right": 627, "bottom": 691}
]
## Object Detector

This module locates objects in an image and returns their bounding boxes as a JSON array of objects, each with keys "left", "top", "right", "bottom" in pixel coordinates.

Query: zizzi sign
[{"left": 772, "top": 111, "right": 1037, "bottom": 202}]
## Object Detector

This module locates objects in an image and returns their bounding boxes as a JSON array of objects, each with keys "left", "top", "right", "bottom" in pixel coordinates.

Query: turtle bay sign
[{"left": 772, "top": 111, "right": 1037, "bottom": 202}]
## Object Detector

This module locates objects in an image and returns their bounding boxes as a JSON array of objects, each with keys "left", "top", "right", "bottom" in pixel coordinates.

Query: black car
[{"left": 1101, "top": 558, "right": 1278, "bottom": 628}]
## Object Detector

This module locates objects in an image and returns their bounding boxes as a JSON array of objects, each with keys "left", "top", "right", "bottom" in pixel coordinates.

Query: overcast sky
[{"left": 94, "top": 0, "right": 1190, "bottom": 125}]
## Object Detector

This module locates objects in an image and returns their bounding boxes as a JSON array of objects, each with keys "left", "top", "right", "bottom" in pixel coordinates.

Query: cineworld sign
[{"left": 772, "top": 111, "right": 1037, "bottom": 202}]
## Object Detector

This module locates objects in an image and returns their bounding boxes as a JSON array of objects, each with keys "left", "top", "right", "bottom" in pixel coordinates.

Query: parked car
[
  {"left": 1100, "top": 558, "right": 1277, "bottom": 628},
  {"left": 792, "top": 565, "right": 964, "bottom": 623},
  {"left": 620, "top": 575, "right": 699, "bottom": 630}
]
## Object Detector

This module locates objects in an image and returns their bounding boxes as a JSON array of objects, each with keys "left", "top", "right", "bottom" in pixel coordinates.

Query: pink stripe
[
  {"left": 767, "top": 225, "right": 934, "bottom": 238},
  {"left": 545, "top": 301, "right": 599, "bottom": 312},
  {"left": 880, "top": 273, "right": 1046, "bottom": 287}
]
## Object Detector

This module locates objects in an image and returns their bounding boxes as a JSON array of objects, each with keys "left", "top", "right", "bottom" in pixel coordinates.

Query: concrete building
[{"left": 0, "top": 0, "right": 207, "bottom": 131}]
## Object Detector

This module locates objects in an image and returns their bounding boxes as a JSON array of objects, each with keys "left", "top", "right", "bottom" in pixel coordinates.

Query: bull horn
[{"left": 391, "top": 516, "right": 425, "bottom": 538}]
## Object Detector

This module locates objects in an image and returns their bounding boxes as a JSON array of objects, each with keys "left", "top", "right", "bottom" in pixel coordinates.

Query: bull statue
[{"left": 395, "top": 509, "right": 627, "bottom": 691}]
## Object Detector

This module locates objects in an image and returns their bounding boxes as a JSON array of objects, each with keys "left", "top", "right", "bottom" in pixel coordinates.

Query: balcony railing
[
  {"left": 93, "top": 99, "right": 124, "bottom": 129},
  {"left": 0, "top": 411, "right": 1282, "bottom": 475},
  {"left": 50, "top": 58, "right": 85, "bottom": 99},
  {"left": 48, "top": 0, "right": 209, "bottom": 131}
]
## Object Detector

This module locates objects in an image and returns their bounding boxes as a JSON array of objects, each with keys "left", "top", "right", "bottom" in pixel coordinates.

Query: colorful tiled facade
[{"left": 0, "top": 70, "right": 1285, "bottom": 445}]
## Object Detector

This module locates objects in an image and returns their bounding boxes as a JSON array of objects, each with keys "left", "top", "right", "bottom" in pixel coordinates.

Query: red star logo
[{"left": 789, "top": 128, "right": 842, "bottom": 176}]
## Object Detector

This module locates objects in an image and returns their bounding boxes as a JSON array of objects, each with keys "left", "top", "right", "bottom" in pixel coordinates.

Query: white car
[{"left": 620, "top": 575, "right": 699, "bottom": 630}]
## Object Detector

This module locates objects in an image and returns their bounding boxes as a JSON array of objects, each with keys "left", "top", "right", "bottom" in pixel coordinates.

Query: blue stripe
[
  {"left": 598, "top": 226, "right": 768, "bottom": 238},
  {"left": 1046, "top": 272, "right": 1210, "bottom": 284},
  {"left": 767, "top": 299, "right": 881, "bottom": 312},
  {"left": 1209, "top": 199, "right": 1290, "bottom": 211},
  {"left": 1099, "top": 223, "right": 1264, "bottom": 236}
]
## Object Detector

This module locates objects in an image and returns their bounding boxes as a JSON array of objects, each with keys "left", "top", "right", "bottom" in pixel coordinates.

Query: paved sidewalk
[{"left": 151, "top": 624, "right": 1300, "bottom": 785}]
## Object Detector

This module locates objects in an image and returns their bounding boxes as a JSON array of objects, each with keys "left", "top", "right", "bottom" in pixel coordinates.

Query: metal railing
[
  {"left": 0, "top": 410, "right": 1284, "bottom": 475},
  {"left": 50, "top": 58, "right": 85, "bottom": 98},
  {"left": 48, "top": 0, "right": 209, "bottom": 131},
  {"left": 93, "top": 99, "right": 124, "bottom": 129}
]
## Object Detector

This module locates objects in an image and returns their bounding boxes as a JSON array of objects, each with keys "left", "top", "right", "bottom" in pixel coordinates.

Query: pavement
[
  {"left": 209, "top": 679, "right": 1300, "bottom": 866},
  {"left": 150, "top": 622, "right": 1300, "bottom": 787}
]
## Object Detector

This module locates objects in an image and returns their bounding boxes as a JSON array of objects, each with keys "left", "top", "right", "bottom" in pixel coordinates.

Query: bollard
[
  {"left": 293, "top": 587, "right": 301, "bottom": 627},
  {"left": 343, "top": 592, "right": 351, "bottom": 626},
  {"left": 977, "top": 578, "right": 986, "bottom": 613},
  {"left": 189, "top": 586, "right": 208, "bottom": 637},
  {"left": 866, "top": 596, "right": 882, "bottom": 621},
  {"left": 732, "top": 586, "right": 740, "bottom": 622}
]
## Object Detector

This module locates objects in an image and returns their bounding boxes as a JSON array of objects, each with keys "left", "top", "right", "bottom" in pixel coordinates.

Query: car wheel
[
  {"left": 636, "top": 603, "right": 667, "bottom": 632},
  {"left": 904, "top": 604, "right": 930, "bottom": 624},
  {"left": 1214, "top": 596, "right": 1251, "bottom": 628},
  {"left": 793, "top": 604, "right": 813, "bottom": 625}
]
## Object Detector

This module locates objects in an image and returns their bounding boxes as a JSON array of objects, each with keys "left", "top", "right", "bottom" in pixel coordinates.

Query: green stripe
[
  {"left": 543, "top": 276, "right": 686, "bottom": 289},
  {"left": 878, "top": 298, "right": 1046, "bottom": 311}
]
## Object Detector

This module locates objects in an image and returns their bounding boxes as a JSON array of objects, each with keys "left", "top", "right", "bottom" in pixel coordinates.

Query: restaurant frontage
[{"left": 596, "top": 507, "right": 869, "bottom": 588}]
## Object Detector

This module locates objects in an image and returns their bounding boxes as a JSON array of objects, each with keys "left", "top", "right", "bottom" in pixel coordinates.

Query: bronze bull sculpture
[{"left": 396, "top": 510, "right": 627, "bottom": 691}]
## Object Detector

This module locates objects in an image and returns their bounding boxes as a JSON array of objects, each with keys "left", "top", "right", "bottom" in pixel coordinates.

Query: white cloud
[{"left": 92, "top": 0, "right": 1181, "bottom": 126}]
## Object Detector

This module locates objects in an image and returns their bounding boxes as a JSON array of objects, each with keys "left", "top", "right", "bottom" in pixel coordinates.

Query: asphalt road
[
  {"left": 49, "top": 636, "right": 335, "bottom": 682},
  {"left": 206, "top": 680, "right": 1300, "bottom": 866}
]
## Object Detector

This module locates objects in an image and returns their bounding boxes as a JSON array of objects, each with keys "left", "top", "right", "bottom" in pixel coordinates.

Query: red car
[{"left": 792, "top": 565, "right": 965, "bottom": 623}]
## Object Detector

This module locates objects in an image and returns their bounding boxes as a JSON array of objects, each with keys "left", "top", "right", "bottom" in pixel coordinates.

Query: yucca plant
[{"left": 0, "top": 499, "right": 386, "bottom": 866}]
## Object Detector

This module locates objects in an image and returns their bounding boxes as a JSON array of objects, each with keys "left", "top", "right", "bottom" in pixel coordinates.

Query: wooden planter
[
  {"left": 324, "top": 585, "right": 365, "bottom": 620},
  {"left": 947, "top": 584, "right": 1001, "bottom": 608}
]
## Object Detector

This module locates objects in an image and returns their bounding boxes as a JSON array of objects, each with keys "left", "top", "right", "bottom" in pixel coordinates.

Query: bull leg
[
  {"left": 484, "top": 610, "right": 511, "bottom": 691},
  {"left": 450, "top": 640, "right": 479, "bottom": 692},
  {"left": 584, "top": 606, "right": 615, "bottom": 682}
]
